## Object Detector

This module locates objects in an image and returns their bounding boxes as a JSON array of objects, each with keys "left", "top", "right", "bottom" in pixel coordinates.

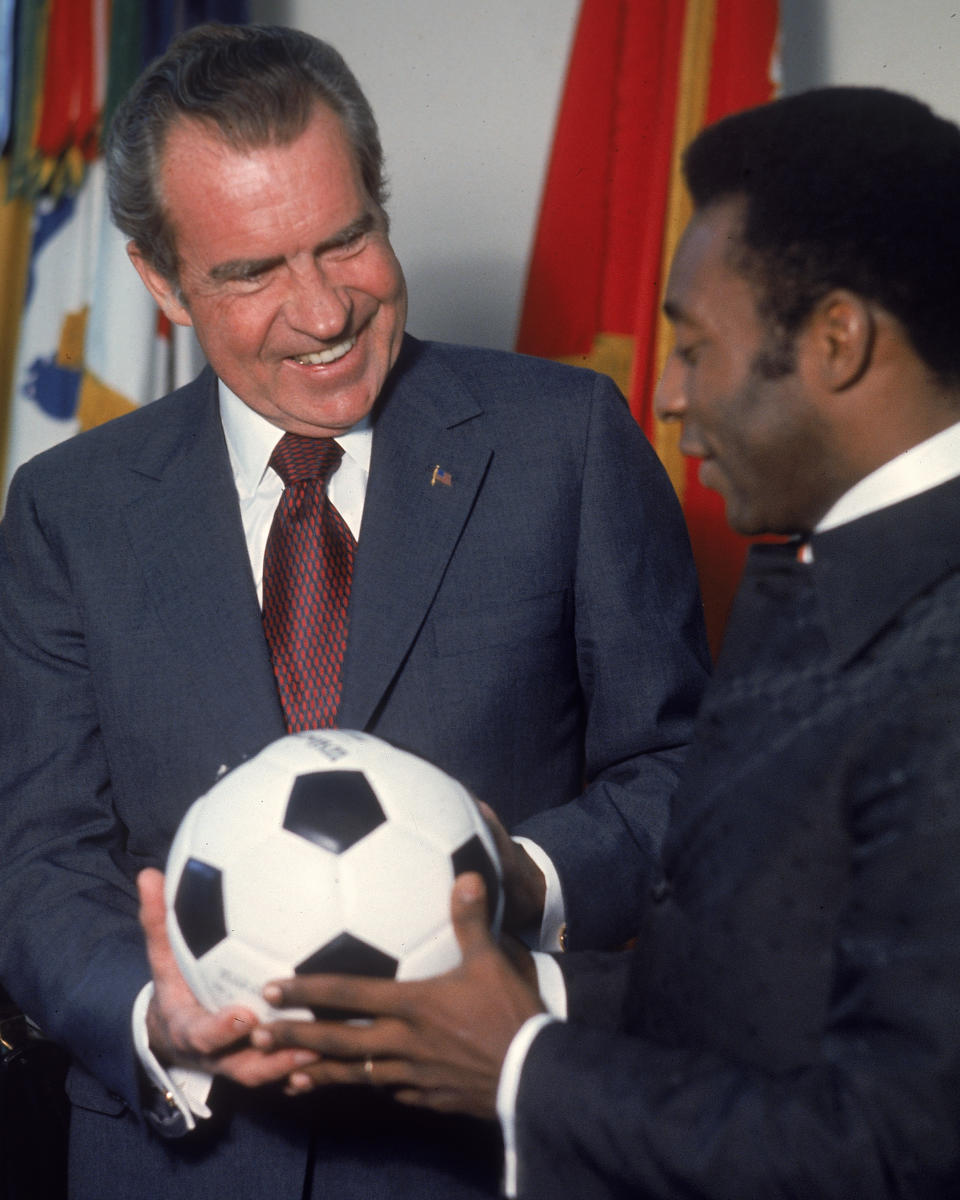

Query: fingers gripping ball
[{"left": 165, "top": 731, "right": 503, "bottom": 1020}]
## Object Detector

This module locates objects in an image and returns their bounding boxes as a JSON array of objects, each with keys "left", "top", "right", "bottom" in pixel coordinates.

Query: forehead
[
  {"left": 159, "top": 100, "right": 356, "bottom": 178},
  {"left": 665, "top": 198, "right": 760, "bottom": 331},
  {"left": 157, "top": 105, "right": 368, "bottom": 257}
]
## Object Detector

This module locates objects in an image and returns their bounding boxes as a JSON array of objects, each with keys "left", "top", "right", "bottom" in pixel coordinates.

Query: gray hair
[{"left": 104, "top": 23, "right": 388, "bottom": 284}]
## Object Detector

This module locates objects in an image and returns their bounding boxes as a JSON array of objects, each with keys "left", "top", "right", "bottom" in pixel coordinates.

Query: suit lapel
[
  {"left": 114, "top": 347, "right": 492, "bottom": 746},
  {"left": 339, "top": 341, "right": 492, "bottom": 730},
  {"left": 119, "top": 372, "right": 285, "bottom": 759}
]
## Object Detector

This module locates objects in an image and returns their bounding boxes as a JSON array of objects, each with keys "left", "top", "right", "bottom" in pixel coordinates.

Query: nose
[
  {"left": 653, "top": 351, "right": 687, "bottom": 424},
  {"left": 284, "top": 259, "right": 352, "bottom": 341}
]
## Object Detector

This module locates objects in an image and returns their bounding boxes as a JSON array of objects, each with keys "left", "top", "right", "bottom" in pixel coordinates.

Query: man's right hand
[{"left": 137, "top": 868, "right": 318, "bottom": 1087}]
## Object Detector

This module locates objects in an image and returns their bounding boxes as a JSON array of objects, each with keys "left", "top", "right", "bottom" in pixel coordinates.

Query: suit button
[{"left": 650, "top": 878, "right": 672, "bottom": 903}]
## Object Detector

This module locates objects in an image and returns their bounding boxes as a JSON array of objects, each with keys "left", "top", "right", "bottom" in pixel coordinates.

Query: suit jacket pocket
[
  {"left": 66, "top": 1063, "right": 128, "bottom": 1116},
  {"left": 431, "top": 590, "right": 568, "bottom": 656}
]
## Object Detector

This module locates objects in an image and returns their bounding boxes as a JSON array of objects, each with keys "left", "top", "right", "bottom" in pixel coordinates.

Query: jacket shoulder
[
  {"left": 8, "top": 370, "right": 217, "bottom": 489},
  {"left": 418, "top": 338, "right": 621, "bottom": 398}
]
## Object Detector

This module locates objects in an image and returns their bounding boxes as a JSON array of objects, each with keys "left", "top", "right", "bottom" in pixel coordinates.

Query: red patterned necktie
[{"left": 261, "top": 432, "right": 356, "bottom": 731}]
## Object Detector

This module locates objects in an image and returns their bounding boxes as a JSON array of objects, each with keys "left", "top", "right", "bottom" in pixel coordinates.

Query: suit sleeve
[
  {"left": 511, "top": 690, "right": 960, "bottom": 1199},
  {"left": 515, "top": 374, "right": 710, "bottom": 948},
  {"left": 0, "top": 462, "right": 150, "bottom": 1109}
]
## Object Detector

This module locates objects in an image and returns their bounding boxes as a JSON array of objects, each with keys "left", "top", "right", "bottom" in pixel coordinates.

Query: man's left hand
[{"left": 252, "top": 873, "right": 544, "bottom": 1119}]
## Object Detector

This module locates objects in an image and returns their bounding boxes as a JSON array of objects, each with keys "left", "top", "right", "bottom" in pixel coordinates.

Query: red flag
[
  {"left": 34, "top": 0, "right": 101, "bottom": 163},
  {"left": 517, "top": 0, "right": 780, "bottom": 656}
]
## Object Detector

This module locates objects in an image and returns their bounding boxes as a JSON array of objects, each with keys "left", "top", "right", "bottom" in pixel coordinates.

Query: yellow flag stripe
[{"left": 77, "top": 369, "right": 138, "bottom": 432}]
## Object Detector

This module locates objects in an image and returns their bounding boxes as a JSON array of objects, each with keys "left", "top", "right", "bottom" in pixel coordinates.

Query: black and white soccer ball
[{"left": 164, "top": 730, "right": 503, "bottom": 1020}]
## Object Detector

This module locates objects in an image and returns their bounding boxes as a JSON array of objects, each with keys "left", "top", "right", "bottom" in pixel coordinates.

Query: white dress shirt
[
  {"left": 816, "top": 418, "right": 960, "bottom": 533},
  {"left": 218, "top": 382, "right": 372, "bottom": 592}
]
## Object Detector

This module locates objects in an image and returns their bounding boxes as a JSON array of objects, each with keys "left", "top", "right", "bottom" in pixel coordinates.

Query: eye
[
  {"left": 213, "top": 261, "right": 280, "bottom": 291},
  {"left": 323, "top": 231, "right": 368, "bottom": 262},
  {"left": 231, "top": 270, "right": 268, "bottom": 288},
  {"left": 674, "top": 341, "right": 702, "bottom": 367}
]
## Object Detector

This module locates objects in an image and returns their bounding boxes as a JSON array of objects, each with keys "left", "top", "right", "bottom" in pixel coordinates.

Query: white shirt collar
[
  {"left": 815, "top": 418, "right": 960, "bottom": 533},
  {"left": 217, "top": 379, "right": 373, "bottom": 498}
]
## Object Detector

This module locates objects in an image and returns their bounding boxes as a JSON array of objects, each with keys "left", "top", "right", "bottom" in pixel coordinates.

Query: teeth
[{"left": 292, "top": 337, "right": 355, "bottom": 366}]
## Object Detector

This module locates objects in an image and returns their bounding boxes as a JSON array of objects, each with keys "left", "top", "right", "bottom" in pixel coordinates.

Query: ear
[
  {"left": 805, "top": 290, "right": 875, "bottom": 392},
  {"left": 126, "top": 242, "right": 194, "bottom": 328}
]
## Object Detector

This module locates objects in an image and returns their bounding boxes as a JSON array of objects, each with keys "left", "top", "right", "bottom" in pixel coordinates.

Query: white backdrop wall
[
  {"left": 249, "top": 1, "right": 960, "bottom": 351},
  {"left": 249, "top": 0, "right": 583, "bottom": 349}
]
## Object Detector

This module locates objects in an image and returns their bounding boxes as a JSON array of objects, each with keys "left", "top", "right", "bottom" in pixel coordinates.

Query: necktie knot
[{"left": 270, "top": 432, "right": 343, "bottom": 487}]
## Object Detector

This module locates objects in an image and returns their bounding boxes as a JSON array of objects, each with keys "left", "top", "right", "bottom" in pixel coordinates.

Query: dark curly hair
[
  {"left": 683, "top": 87, "right": 960, "bottom": 387},
  {"left": 104, "top": 23, "right": 388, "bottom": 285}
]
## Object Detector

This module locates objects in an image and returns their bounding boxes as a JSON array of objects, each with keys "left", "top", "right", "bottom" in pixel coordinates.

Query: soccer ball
[{"left": 164, "top": 730, "right": 503, "bottom": 1021}]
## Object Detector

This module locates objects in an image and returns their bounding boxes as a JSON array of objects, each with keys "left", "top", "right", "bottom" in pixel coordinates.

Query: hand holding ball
[{"left": 164, "top": 731, "right": 503, "bottom": 1020}]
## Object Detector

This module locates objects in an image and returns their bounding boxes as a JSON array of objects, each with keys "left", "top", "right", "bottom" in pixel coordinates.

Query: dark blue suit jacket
[
  {"left": 0, "top": 337, "right": 707, "bottom": 1198},
  {"left": 515, "top": 476, "right": 960, "bottom": 1198}
]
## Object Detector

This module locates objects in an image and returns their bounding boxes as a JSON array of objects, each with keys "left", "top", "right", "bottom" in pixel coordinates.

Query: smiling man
[
  {"left": 0, "top": 23, "right": 708, "bottom": 1200},
  {"left": 270, "top": 87, "right": 960, "bottom": 1199},
  {"left": 128, "top": 104, "right": 408, "bottom": 439},
  {"left": 658, "top": 202, "right": 846, "bottom": 536}
]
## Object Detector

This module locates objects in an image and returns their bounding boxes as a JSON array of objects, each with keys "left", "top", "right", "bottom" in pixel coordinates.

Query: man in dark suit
[
  {"left": 269, "top": 88, "right": 960, "bottom": 1197},
  {"left": 0, "top": 23, "right": 707, "bottom": 1200}
]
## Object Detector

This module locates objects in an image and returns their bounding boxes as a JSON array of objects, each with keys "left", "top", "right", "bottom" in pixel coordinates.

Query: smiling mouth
[
  {"left": 679, "top": 437, "right": 707, "bottom": 461},
  {"left": 289, "top": 336, "right": 356, "bottom": 366}
]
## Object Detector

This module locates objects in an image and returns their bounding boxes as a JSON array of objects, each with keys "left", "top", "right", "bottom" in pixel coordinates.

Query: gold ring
[{"left": 363, "top": 1056, "right": 374, "bottom": 1082}]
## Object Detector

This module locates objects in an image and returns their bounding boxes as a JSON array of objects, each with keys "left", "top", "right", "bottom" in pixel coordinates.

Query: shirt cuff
[
  {"left": 496, "top": 1013, "right": 557, "bottom": 1198},
  {"left": 530, "top": 951, "right": 567, "bottom": 1020},
  {"left": 132, "top": 983, "right": 214, "bottom": 1132},
  {"left": 513, "top": 836, "right": 566, "bottom": 951}
]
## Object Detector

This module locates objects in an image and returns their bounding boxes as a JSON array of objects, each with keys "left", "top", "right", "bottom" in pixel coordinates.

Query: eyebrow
[{"left": 207, "top": 211, "right": 378, "bottom": 283}]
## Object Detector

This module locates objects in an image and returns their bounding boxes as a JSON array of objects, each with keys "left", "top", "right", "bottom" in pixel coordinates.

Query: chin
[{"left": 722, "top": 503, "right": 767, "bottom": 538}]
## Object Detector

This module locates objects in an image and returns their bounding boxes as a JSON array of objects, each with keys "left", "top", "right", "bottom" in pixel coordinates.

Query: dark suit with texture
[
  {"left": 515, "top": 476, "right": 960, "bottom": 1198},
  {"left": 0, "top": 337, "right": 708, "bottom": 1198}
]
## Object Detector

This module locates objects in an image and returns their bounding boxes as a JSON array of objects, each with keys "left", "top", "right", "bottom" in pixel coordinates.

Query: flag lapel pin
[{"left": 430, "top": 465, "right": 453, "bottom": 487}]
